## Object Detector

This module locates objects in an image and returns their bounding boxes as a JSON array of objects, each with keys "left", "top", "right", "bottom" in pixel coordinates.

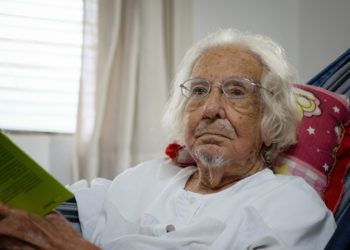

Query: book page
[{"left": 0, "top": 132, "right": 73, "bottom": 215}]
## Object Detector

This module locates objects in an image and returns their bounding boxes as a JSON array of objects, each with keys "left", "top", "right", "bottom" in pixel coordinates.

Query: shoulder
[
  {"left": 247, "top": 169, "right": 336, "bottom": 248},
  {"left": 258, "top": 170, "right": 326, "bottom": 208},
  {"left": 247, "top": 169, "right": 323, "bottom": 202},
  {"left": 250, "top": 169, "right": 330, "bottom": 221}
]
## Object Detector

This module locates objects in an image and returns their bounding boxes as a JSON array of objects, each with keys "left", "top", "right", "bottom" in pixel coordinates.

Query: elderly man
[{"left": 0, "top": 29, "right": 335, "bottom": 249}]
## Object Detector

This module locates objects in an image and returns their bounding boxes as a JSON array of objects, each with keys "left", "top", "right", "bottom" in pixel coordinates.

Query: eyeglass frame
[{"left": 179, "top": 77, "right": 274, "bottom": 100}]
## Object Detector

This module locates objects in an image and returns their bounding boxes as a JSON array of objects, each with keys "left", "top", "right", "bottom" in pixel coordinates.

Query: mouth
[{"left": 196, "top": 133, "right": 232, "bottom": 141}]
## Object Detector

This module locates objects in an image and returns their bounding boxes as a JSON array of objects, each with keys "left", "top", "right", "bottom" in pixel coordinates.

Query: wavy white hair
[{"left": 162, "top": 28, "right": 301, "bottom": 162}]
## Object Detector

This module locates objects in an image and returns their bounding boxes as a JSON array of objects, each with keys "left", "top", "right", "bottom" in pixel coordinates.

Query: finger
[
  {"left": 0, "top": 202, "right": 32, "bottom": 219},
  {"left": 0, "top": 235, "right": 38, "bottom": 250},
  {"left": 45, "top": 210, "right": 63, "bottom": 220},
  {"left": 0, "top": 220, "right": 50, "bottom": 249},
  {"left": 45, "top": 211, "right": 78, "bottom": 234},
  {"left": 0, "top": 203, "right": 11, "bottom": 219},
  {"left": 0, "top": 207, "right": 51, "bottom": 248},
  {"left": 0, "top": 206, "right": 91, "bottom": 249}
]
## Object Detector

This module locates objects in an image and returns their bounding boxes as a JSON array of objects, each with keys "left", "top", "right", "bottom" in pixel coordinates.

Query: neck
[{"left": 185, "top": 160, "right": 264, "bottom": 194}]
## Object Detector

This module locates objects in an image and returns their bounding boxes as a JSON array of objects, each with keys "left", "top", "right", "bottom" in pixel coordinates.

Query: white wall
[
  {"left": 299, "top": 0, "right": 350, "bottom": 81},
  {"left": 8, "top": 133, "right": 74, "bottom": 185},
  {"left": 10, "top": 0, "right": 350, "bottom": 184},
  {"left": 193, "top": 0, "right": 350, "bottom": 82}
]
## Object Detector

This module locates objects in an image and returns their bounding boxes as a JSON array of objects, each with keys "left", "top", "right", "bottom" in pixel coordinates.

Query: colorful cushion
[{"left": 273, "top": 84, "right": 350, "bottom": 198}]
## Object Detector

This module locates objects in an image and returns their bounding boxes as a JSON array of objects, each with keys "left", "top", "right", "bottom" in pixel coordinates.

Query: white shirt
[{"left": 71, "top": 158, "right": 336, "bottom": 250}]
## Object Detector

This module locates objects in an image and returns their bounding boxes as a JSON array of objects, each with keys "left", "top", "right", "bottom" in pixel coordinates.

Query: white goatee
[{"left": 193, "top": 148, "right": 224, "bottom": 168}]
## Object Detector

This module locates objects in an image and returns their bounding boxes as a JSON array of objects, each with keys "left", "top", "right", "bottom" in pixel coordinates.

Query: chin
[{"left": 193, "top": 146, "right": 225, "bottom": 168}]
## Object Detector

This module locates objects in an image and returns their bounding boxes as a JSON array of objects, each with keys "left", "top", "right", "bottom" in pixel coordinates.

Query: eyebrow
[{"left": 188, "top": 75, "right": 257, "bottom": 83}]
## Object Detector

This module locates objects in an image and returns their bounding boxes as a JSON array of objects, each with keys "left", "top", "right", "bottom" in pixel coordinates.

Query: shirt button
[{"left": 166, "top": 224, "right": 176, "bottom": 232}]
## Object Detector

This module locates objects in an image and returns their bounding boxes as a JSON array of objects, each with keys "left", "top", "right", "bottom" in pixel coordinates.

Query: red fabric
[
  {"left": 165, "top": 143, "right": 183, "bottom": 160},
  {"left": 165, "top": 143, "right": 196, "bottom": 168},
  {"left": 324, "top": 124, "right": 350, "bottom": 212}
]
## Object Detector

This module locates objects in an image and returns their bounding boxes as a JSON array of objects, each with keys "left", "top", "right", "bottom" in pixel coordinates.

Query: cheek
[
  {"left": 241, "top": 117, "right": 262, "bottom": 143},
  {"left": 184, "top": 109, "right": 203, "bottom": 147},
  {"left": 228, "top": 104, "right": 262, "bottom": 138}
]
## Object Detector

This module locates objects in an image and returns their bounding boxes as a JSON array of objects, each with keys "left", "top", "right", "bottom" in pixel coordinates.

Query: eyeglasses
[{"left": 180, "top": 77, "right": 273, "bottom": 101}]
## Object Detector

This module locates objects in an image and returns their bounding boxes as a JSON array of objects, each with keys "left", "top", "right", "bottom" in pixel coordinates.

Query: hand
[{"left": 0, "top": 203, "right": 100, "bottom": 250}]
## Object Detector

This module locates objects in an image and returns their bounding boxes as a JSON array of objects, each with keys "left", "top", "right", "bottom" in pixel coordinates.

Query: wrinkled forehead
[{"left": 191, "top": 46, "right": 264, "bottom": 83}]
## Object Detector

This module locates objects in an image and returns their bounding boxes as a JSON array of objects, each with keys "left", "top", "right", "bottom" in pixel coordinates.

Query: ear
[
  {"left": 261, "top": 143, "right": 273, "bottom": 166},
  {"left": 262, "top": 134, "right": 272, "bottom": 147}
]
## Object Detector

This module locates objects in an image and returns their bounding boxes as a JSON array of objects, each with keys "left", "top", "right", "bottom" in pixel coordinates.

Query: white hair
[{"left": 162, "top": 28, "right": 301, "bottom": 161}]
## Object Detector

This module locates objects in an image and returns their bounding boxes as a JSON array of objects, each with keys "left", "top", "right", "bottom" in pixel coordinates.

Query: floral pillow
[
  {"left": 273, "top": 84, "right": 350, "bottom": 198},
  {"left": 165, "top": 84, "right": 350, "bottom": 202}
]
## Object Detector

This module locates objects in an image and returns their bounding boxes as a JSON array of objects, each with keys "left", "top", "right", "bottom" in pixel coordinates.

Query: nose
[{"left": 202, "top": 87, "right": 226, "bottom": 119}]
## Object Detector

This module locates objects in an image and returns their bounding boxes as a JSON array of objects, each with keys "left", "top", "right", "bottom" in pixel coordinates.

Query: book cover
[{"left": 0, "top": 132, "right": 73, "bottom": 216}]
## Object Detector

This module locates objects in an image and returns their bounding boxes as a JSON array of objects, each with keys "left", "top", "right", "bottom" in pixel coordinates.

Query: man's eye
[
  {"left": 226, "top": 86, "right": 247, "bottom": 98},
  {"left": 191, "top": 86, "right": 208, "bottom": 96}
]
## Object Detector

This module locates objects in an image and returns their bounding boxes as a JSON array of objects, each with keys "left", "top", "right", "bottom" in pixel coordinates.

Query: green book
[{"left": 0, "top": 132, "right": 73, "bottom": 216}]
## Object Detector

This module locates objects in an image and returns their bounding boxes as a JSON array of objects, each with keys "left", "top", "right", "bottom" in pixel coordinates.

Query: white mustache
[{"left": 194, "top": 119, "right": 236, "bottom": 137}]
